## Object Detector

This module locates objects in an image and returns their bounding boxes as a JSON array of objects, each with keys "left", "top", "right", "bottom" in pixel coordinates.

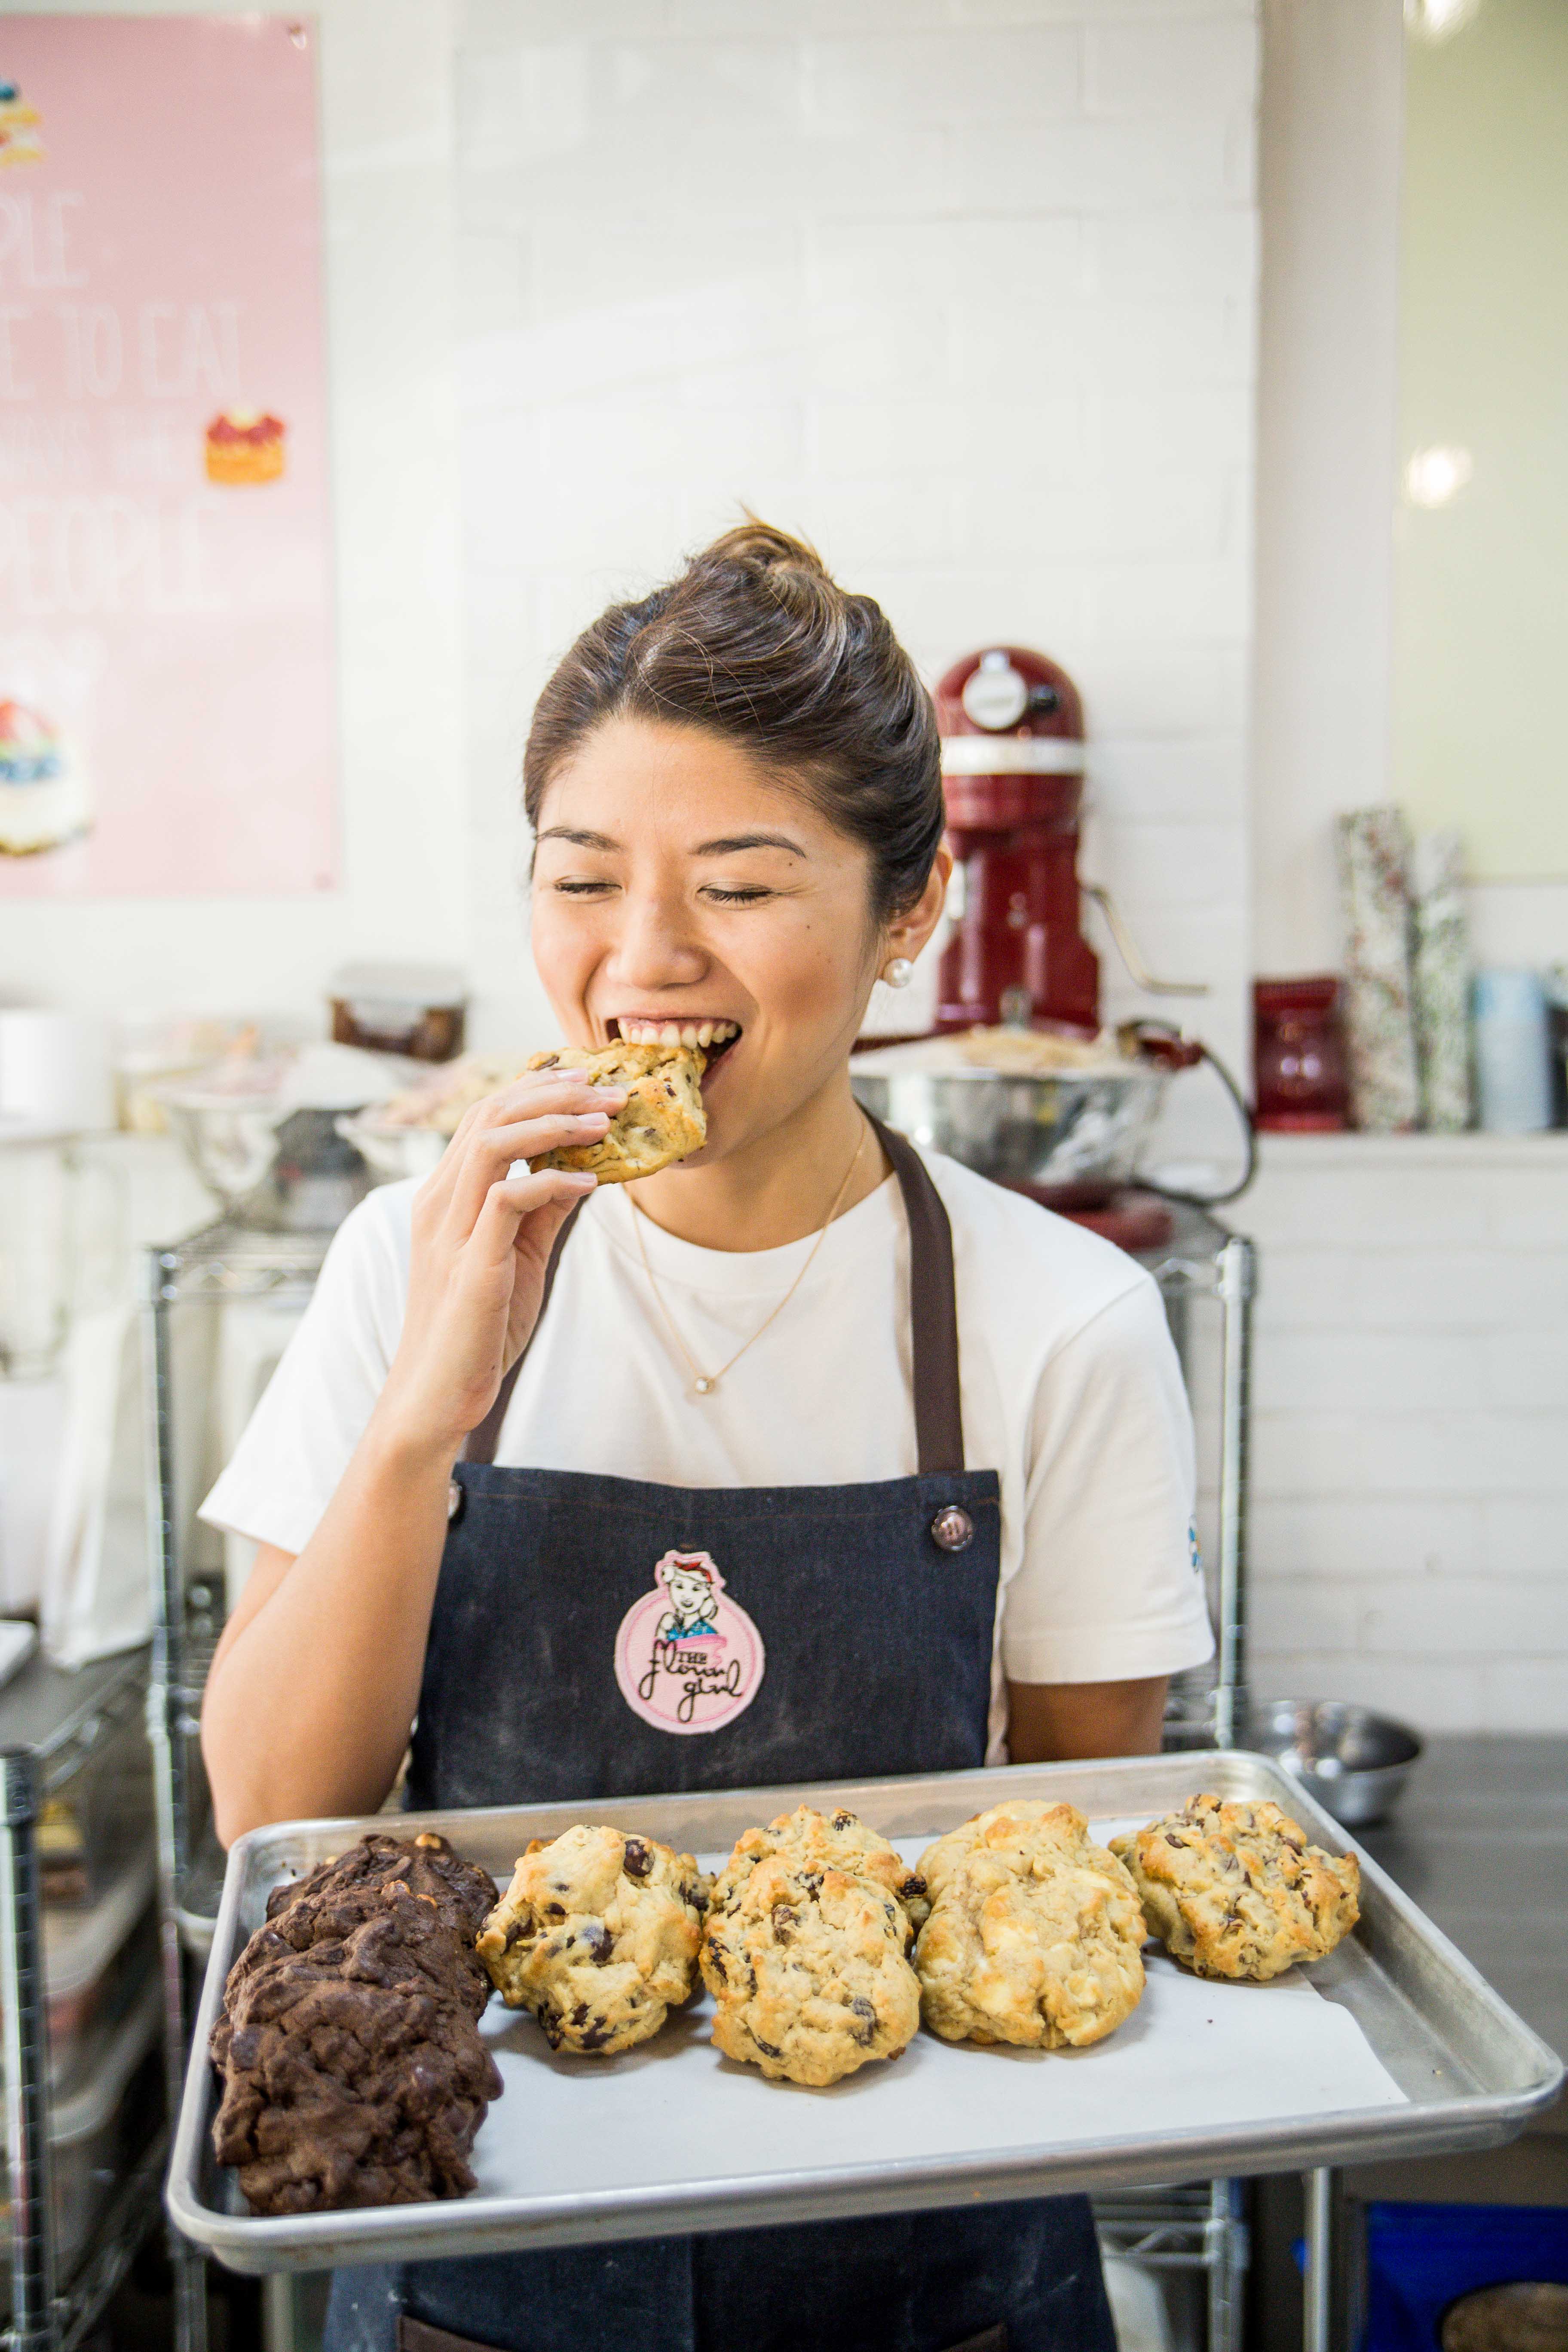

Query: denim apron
[{"left": 325, "top": 1120, "right": 1115, "bottom": 2352}]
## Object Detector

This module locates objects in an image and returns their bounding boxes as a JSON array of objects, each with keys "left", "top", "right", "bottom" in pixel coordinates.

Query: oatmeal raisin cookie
[
  {"left": 701, "top": 1806, "right": 924, "bottom": 2086},
  {"left": 1110, "top": 1795, "right": 1360, "bottom": 1982}
]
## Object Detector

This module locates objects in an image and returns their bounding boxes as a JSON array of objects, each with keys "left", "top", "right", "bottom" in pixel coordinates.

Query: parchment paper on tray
[
  {"left": 169, "top": 1754, "right": 1564, "bottom": 2272},
  {"left": 467, "top": 1825, "right": 1404, "bottom": 2212}
]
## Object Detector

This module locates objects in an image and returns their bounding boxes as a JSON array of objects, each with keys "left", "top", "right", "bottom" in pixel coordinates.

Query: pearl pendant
[{"left": 694, "top": 1375, "right": 714, "bottom": 1395}]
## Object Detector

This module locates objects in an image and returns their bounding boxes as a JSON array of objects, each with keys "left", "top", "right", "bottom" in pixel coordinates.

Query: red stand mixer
[
  {"left": 934, "top": 646, "right": 1101, "bottom": 1037},
  {"left": 853, "top": 646, "right": 1241, "bottom": 1253}
]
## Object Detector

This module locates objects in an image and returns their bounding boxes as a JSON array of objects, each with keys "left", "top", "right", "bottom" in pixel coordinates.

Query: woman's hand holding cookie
[{"left": 379, "top": 1069, "right": 625, "bottom": 1453}]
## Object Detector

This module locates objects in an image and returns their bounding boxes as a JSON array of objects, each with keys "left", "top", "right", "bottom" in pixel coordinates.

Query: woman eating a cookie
[{"left": 201, "top": 521, "right": 1214, "bottom": 2352}]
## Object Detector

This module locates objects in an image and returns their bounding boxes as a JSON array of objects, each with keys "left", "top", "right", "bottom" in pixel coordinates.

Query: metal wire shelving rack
[{"left": 0, "top": 1648, "right": 162, "bottom": 2352}]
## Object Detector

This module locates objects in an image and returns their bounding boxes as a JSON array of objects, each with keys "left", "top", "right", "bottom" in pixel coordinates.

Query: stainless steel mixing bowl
[
  {"left": 847, "top": 1062, "right": 1168, "bottom": 1197},
  {"left": 1248, "top": 1698, "right": 1424, "bottom": 1829}
]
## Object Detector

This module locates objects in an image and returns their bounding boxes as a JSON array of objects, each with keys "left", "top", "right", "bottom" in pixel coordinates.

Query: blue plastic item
[{"left": 1363, "top": 2200, "right": 1568, "bottom": 2349}]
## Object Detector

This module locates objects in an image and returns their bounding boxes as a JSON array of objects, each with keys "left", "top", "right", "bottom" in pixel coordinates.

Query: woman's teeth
[{"left": 616, "top": 1020, "right": 739, "bottom": 1049}]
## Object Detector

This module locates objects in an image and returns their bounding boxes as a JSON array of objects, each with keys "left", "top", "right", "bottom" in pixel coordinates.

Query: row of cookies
[
  {"left": 208, "top": 1792, "right": 1364, "bottom": 2209},
  {"left": 475, "top": 1792, "right": 1361, "bottom": 2090}
]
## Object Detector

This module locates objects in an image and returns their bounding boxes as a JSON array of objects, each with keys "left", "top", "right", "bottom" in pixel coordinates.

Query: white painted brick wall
[
  {"left": 451, "top": 0, "right": 1260, "bottom": 1064},
  {"left": 1246, "top": 1134, "right": 1568, "bottom": 1734}
]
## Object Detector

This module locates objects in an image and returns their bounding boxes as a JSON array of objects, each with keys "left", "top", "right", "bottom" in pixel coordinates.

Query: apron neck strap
[
  {"left": 866, "top": 1112, "right": 965, "bottom": 1476},
  {"left": 462, "top": 1115, "right": 964, "bottom": 1474}
]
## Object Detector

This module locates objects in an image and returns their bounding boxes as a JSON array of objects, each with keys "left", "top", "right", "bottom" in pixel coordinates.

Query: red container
[{"left": 1253, "top": 977, "right": 1348, "bottom": 1131}]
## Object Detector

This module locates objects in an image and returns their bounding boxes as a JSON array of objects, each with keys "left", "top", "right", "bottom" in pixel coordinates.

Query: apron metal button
[
  {"left": 930, "top": 1504, "right": 974, "bottom": 1553},
  {"left": 447, "top": 1480, "right": 463, "bottom": 1523}
]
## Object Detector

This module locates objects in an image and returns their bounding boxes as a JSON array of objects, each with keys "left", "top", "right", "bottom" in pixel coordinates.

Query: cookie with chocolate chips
[
  {"left": 477, "top": 1824, "right": 709, "bottom": 2055},
  {"left": 525, "top": 1042, "right": 706, "bottom": 1184},
  {"left": 1111, "top": 1794, "right": 1360, "bottom": 1982},
  {"left": 701, "top": 1806, "right": 924, "bottom": 2087}
]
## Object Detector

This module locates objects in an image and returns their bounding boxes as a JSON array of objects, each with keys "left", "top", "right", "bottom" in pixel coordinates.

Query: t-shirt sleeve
[
  {"left": 198, "top": 1189, "right": 408, "bottom": 1558},
  {"left": 1001, "top": 1276, "right": 1215, "bottom": 1686}
]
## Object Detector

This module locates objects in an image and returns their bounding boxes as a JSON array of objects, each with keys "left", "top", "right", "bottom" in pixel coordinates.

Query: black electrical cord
[{"left": 1135, "top": 1028, "right": 1259, "bottom": 1210}]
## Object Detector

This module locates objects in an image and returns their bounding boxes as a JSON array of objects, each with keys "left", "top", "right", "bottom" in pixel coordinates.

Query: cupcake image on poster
[
  {"left": 0, "top": 83, "right": 44, "bottom": 168},
  {"left": 204, "top": 409, "right": 287, "bottom": 485},
  {"left": 0, "top": 701, "right": 91, "bottom": 856}
]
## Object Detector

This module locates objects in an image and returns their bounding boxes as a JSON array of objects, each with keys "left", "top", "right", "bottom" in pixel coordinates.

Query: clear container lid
[
  {"left": 329, "top": 962, "right": 466, "bottom": 1011},
  {"left": 43, "top": 1847, "right": 156, "bottom": 1999}
]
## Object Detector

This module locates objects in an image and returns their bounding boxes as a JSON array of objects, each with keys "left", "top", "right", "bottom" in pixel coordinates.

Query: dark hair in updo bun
[{"left": 523, "top": 519, "right": 943, "bottom": 926}]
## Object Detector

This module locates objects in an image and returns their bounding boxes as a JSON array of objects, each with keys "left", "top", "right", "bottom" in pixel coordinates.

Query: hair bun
[
  {"left": 698, "top": 516, "right": 832, "bottom": 582},
  {"left": 524, "top": 514, "right": 943, "bottom": 928}
]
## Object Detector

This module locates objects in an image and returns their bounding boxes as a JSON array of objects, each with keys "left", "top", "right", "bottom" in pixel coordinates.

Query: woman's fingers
[
  {"left": 444, "top": 1096, "right": 624, "bottom": 1237},
  {"left": 467, "top": 1166, "right": 596, "bottom": 1273}
]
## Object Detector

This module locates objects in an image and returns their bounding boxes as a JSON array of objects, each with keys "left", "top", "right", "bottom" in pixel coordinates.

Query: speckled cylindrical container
[
  {"left": 1411, "top": 829, "right": 1473, "bottom": 1132},
  {"left": 1335, "top": 807, "right": 1420, "bottom": 1133}
]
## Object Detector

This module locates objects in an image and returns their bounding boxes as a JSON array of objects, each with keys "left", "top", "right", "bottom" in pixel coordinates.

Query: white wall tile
[
  {"left": 1084, "top": 210, "right": 1258, "bottom": 300},
  {"left": 812, "top": 396, "right": 1081, "bottom": 481},
  {"left": 1252, "top": 1409, "right": 1568, "bottom": 1501},
  {"left": 1476, "top": 1658, "right": 1568, "bottom": 1736},
  {"left": 955, "top": 115, "right": 1239, "bottom": 211},
  {"left": 805, "top": 28, "right": 1082, "bottom": 129},
  {"left": 1481, "top": 1331, "right": 1568, "bottom": 1413},
  {"left": 1085, "top": 19, "right": 1258, "bottom": 120},
  {"left": 1353, "top": 1577, "right": 1568, "bottom": 1658},
  {"left": 1242, "top": 1167, "right": 1491, "bottom": 1249},
  {"left": 1483, "top": 1498, "right": 1568, "bottom": 1581},
  {"left": 1082, "top": 557, "right": 1252, "bottom": 641},
  {"left": 1254, "top": 1331, "right": 1485, "bottom": 1417},
  {"left": 1250, "top": 1495, "right": 1487, "bottom": 1580},
  {"left": 1247, "top": 1651, "right": 1488, "bottom": 1732}
]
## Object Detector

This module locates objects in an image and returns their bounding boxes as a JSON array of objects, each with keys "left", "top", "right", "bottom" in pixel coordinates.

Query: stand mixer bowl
[{"left": 848, "top": 1062, "right": 1168, "bottom": 1200}]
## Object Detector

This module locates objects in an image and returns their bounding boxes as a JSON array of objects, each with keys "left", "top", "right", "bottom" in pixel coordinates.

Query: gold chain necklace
[{"left": 630, "top": 1121, "right": 869, "bottom": 1397}]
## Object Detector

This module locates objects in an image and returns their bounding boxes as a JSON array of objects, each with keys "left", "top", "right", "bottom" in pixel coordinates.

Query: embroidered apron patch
[{"left": 612, "top": 1549, "right": 765, "bottom": 1735}]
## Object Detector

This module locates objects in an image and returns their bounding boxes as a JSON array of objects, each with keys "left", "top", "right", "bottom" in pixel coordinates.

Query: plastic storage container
[
  {"left": 1363, "top": 2199, "right": 1568, "bottom": 2349},
  {"left": 1, "top": 1979, "right": 161, "bottom": 2280},
  {"left": 37, "top": 1715, "right": 153, "bottom": 1908},
  {"left": 43, "top": 1847, "right": 157, "bottom": 2091},
  {"left": 328, "top": 963, "right": 466, "bottom": 1063}
]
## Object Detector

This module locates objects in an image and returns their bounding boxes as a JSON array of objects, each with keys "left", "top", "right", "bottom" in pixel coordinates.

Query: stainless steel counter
[
  {"left": 1349, "top": 1732, "right": 1566, "bottom": 2204},
  {"left": 1360, "top": 1735, "right": 1567, "bottom": 2074}
]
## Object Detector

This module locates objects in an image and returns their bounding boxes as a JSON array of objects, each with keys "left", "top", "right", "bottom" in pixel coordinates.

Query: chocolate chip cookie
[
  {"left": 209, "top": 1832, "right": 502, "bottom": 2214},
  {"left": 701, "top": 1806, "right": 924, "bottom": 2086},
  {"left": 914, "top": 1801, "right": 1147, "bottom": 2050},
  {"left": 1110, "top": 1794, "right": 1360, "bottom": 1982},
  {"left": 476, "top": 1824, "right": 710, "bottom": 2055},
  {"left": 526, "top": 1042, "right": 706, "bottom": 1183}
]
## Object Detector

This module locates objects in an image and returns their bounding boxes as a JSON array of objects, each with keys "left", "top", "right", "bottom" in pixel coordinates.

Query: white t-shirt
[{"left": 201, "top": 1148, "right": 1213, "bottom": 1762}]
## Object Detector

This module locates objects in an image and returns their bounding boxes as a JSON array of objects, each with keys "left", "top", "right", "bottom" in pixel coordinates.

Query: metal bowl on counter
[
  {"left": 1248, "top": 1698, "right": 1424, "bottom": 1829},
  {"left": 334, "top": 1113, "right": 448, "bottom": 1186},
  {"left": 848, "top": 1045, "right": 1168, "bottom": 1202},
  {"left": 159, "top": 1045, "right": 421, "bottom": 1228}
]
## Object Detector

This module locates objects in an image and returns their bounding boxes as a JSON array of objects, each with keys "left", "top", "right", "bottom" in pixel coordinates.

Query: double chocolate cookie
[
  {"left": 209, "top": 1832, "right": 502, "bottom": 2214},
  {"left": 1111, "top": 1795, "right": 1360, "bottom": 1982},
  {"left": 478, "top": 1825, "right": 709, "bottom": 2056},
  {"left": 701, "top": 1806, "right": 927, "bottom": 2087}
]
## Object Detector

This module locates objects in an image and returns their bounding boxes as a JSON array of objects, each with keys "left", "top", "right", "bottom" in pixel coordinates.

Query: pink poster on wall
[{"left": 0, "top": 15, "right": 336, "bottom": 897}]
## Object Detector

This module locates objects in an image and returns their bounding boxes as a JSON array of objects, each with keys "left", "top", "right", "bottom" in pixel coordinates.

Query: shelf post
[
  {"left": 1213, "top": 1234, "right": 1254, "bottom": 1749},
  {"left": 144, "top": 1258, "right": 210, "bottom": 2352},
  {"left": 1, "top": 1748, "right": 59, "bottom": 2352}
]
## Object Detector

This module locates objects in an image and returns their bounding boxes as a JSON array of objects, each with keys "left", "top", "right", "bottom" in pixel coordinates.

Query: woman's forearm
[{"left": 200, "top": 1409, "right": 459, "bottom": 1843}]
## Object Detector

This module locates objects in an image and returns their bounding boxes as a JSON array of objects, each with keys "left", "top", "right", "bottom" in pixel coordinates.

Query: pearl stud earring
[{"left": 882, "top": 957, "right": 914, "bottom": 989}]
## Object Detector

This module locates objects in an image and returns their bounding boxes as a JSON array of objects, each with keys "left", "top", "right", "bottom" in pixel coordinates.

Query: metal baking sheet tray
[{"left": 168, "top": 1751, "right": 1562, "bottom": 2274}]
